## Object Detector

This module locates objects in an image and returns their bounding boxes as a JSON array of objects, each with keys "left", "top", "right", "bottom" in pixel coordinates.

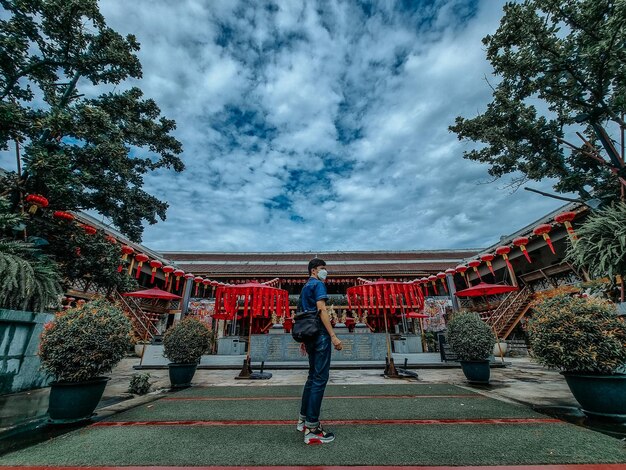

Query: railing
[
  {"left": 486, "top": 286, "right": 533, "bottom": 340},
  {"left": 114, "top": 291, "right": 159, "bottom": 341}
]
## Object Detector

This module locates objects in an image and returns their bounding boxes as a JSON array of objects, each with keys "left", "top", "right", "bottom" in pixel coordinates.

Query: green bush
[
  {"left": 529, "top": 294, "right": 626, "bottom": 374},
  {"left": 447, "top": 312, "right": 495, "bottom": 361},
  {"left": 128, "top": 372, "right": 151, "bottom": 395},
  {"left": 39, "top": 298, "right": 131, "bottom": 382},
  {"left": 163, "top": 317, "right": 212, "bottom": 364}
]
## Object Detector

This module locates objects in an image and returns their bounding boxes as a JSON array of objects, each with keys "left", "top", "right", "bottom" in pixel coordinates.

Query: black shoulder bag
[{"left": 291, "top": 292, "right": 322, "bottom": 343}]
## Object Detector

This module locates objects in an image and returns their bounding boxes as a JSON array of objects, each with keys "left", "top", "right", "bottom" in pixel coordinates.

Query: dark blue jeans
[{"left": 299, "top": 333, "right": 331, "bottom": 428}]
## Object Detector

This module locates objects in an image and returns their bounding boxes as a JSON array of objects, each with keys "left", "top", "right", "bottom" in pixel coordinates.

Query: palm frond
[{"left": 567, "top": 203, "right": 626, "bottom": 281}]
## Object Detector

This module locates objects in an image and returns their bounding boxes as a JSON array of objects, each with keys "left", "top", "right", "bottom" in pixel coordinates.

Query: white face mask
[{"left": 317, "top": 268, "right": 328, "bottom": 280}]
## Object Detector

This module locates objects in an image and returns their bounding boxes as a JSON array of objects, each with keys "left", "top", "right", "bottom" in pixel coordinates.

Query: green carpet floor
[
  {"left": 171, "top": 383, "right": 477, "bottom": 398},
  {"left": 1, "top": 384, "right": 624, "bottom": 466},
  {"left": 109, "top": 395, "right": 540, "bottom": 421}
]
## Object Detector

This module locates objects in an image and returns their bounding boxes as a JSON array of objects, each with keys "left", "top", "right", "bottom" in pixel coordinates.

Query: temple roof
[{"left": 160, "top": 250, "right": 481, "bottom": 277}]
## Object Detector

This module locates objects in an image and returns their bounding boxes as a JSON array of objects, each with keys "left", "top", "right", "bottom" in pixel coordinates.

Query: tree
[
  {"left": 0, "top": 0, "right": 184, "bottom": 241},
  {"left": 450, "top": 0, "right": 626, "bottom": 203}
]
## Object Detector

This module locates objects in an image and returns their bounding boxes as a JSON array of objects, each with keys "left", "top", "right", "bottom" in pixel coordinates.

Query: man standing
[{"left": 297, "top": 258, "right": 343, "bottom": 444}]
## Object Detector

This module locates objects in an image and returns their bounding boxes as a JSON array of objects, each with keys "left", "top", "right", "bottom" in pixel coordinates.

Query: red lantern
[
  {"left": 533, "top": 224, "right": 556, "bottom": 254},
  {"left": 25, "top": 194, "right": 48, "bottom": 214},
  {"left": 149, "top": 260, "right": 163, "bottom": 283},
  {"left": 495, "top": 245, "right": 512, "bottom": 269},
  {"left": 173, "top": 269, "right": 185, "bottom": 290},
  {"left": 436, "top": 272, "right": 448, "bottom": 293},
  {"left": 194, "top": 276, "right": 203, "bottom": 296},
  {"left": 513, "top": 236, "right": 532, "bottom": 263},
  {"left": 105, "top": 235, "right": 117, "bottom": 244},
  {"left": 82, "top": 225, "right": 97, "bottom": 236},
  {"left": 555, "top": 211, "right": 577, "bottom": 242},
  {"left": 118, "top": 245, "right": 134, "bottom": 272},
  {"left": 134, "top": 253, "right": 149, "bottom": 279},
  {"left": 53, "top": 210, "right": 74, "bottom": 222},
  {"left": 202, "top": 278, "right": 211, "bottom": 295},
  {"left": 446, "top": 268, "right": 456, "bottom": 284},
  {"left": 162, "top": 265, "right": 175, "bottom": 288},
  {"left": 427, "top": 275, "right": 439, "bottom": 295},
  {"left": 479, "top": 253, "right": 495, "bottom": 276},
  {"left": 184, "top": 273, "right": 195, "bottom": 294},
  {"left": 467, "top": 260, "right": 483, "bottom": 281},
  {"left": 455, "top": 265, "right": 469, "bottom": 287}
]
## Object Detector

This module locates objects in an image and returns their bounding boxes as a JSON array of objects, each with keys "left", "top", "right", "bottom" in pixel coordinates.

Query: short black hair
[{"left": 308, "top": 258, "right": 326, "bottom": 275}]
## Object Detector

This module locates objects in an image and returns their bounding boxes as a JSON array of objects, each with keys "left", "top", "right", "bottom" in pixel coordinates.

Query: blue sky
[{"left": 2, "top": 0, "right": 573, "bottom": 252}]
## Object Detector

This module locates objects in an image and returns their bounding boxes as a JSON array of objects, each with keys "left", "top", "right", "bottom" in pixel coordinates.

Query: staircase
[
  {"left": 485, "top": 286, "right": 533, "bottom": 340},
  {"left": 115, "top": 291, "right": 160, "bottom": 342}
]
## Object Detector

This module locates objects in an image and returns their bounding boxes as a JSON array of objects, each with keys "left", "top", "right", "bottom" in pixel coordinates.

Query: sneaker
[
  {"left": 304, "top": 425, "right": 335, "bottom": 445},
  {"left": 296, "top": 418, "right": 305, "bottom": 432}
]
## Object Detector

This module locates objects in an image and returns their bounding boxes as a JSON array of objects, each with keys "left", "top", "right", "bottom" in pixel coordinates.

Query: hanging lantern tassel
[
  {"left": 479, "top": 254, "right": 495, "bottom": 276},
  {"left": 149, "top": 260, "right": 163, "bottom": 283},
  {"left": 468, "top": 260, "right": 482, "bottom": 281},
  {"left": 533, "top": 224, "right": 556, "bottom": 255},
  {"left": 119, "top": 245, "right": 134, "bottom": 273},
  {"left": 436, "top": 273, "right": 448, "bottom": 293},
  {"left": 134, "top": 254, "right": 149, "bottom": 278},
  {"left": 513, "top": 237, "right": 532, "bottom": 263},
  {"left": 555, "top": 211, "right": 578, "bottom": 242}
]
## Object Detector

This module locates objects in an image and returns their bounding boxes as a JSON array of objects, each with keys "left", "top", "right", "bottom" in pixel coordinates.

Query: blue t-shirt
[{"left": 300, "top": 277, "right": 328, "bottom": 313}]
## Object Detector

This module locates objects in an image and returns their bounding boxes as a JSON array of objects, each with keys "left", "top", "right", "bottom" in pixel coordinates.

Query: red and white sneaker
[{"left": 304, "top": 425, "right": 335, "bottom": 445}]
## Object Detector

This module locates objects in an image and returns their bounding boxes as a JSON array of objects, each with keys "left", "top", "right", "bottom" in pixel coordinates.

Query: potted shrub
[
  {"left": 447, "top": 312, "right": 496, "bottom": 384},
  {"left": 39, "top": 298, "right": 131, "bottom": 422},
  {"left": 163, "top": 317, "right": 212, "bottom": 388},
  {"left": 529, "top": 294, "right": 626, "bottom": 422}
]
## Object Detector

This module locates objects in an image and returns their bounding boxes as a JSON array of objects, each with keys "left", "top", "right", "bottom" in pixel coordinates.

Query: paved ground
[{"left": 0, "top": 356, "right": 624, "bottom": 469}]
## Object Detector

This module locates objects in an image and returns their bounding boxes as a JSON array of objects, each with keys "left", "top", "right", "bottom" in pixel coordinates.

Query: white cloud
[{"left": 1, "top": 0, "right": 576, "bottom": 253}]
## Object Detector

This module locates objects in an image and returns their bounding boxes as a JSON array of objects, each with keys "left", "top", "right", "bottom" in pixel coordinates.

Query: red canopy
[
  {"left": 122, "top": 287, "right": 182, "bottom": 300},
  {"left": 455, "top": 282, "right": 518, "bottom": 298},
  {"left": 346, "top": 280, "right": 424, "bottom": 316},
  {"left": 214, "top": 281, "right": 289, "bottom": 319}
]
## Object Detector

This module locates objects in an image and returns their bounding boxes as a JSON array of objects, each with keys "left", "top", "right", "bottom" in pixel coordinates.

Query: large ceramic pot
[
  {"left": 460, "top": 360, "right": 491, "bottom": 384},
  {"left": 48, "top": 377, "right": 109, "bottom": 422},
  {"left": 168, "top": 363, "right": 198, "bottom": 388},
  {"left": 562, "top": 372, "right": 626, "bottom": 422}
]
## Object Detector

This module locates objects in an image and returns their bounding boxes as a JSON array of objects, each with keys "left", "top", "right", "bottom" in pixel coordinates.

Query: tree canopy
[
  {"left": 450, "top": 0, "right": 626, "bottom": 203},
  {"left": 0, "top": 0, "right": 184, "bottom": 295},
  {"left": 0, "top": 0, "right": 184, "bottom": 241}
]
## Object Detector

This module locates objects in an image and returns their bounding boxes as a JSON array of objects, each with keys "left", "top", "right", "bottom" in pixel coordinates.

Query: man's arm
[{"left": 317, "top": 299, "right": 342, "bottom": 350}]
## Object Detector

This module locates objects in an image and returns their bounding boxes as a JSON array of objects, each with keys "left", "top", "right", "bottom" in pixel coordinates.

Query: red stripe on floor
[
  {"left": 92, "top": 417, "right": 561, "bottom": 427},
  {"left": 2, "top": 464, "right": 625, "bottom": 470},
  {"left": 162, "top": 394, "right": 484, "bottom": 401}
]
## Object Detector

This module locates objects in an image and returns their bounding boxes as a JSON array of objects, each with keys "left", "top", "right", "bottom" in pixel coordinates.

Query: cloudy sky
[{"left": 4, "top": 0, "right": 575, "bottom": 252}]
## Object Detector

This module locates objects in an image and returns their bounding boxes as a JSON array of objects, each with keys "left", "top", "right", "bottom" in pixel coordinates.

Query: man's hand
[{"left": 331, "top": 335, "right": 343, "bottom": 351}]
